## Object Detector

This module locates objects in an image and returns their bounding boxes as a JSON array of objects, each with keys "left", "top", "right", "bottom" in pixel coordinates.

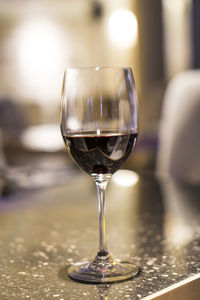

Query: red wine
[
  {"left": 63, "top": 132, "right": 137, "bottom": 175},
  {"left": 62, "top": 132, "right": 138, "bottom": 176}
]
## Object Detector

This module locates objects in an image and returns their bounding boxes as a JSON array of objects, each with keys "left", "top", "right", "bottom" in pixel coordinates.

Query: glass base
[{"left": 68, "top": 253, "right": 139, "bottom": 283}]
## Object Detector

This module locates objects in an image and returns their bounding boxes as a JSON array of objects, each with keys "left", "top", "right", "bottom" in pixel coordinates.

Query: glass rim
[{"left": 64, "top": 66, "right": 133, "bottom": 71}]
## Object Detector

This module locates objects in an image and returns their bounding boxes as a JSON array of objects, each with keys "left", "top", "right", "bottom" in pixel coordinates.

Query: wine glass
[{"left": 60, "top": 67, "right": 139, "bottom": 283}]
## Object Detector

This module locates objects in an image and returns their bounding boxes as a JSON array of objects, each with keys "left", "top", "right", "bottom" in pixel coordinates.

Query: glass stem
[{"left": 95, "top": 177, "right": 109, "bottom": 257}]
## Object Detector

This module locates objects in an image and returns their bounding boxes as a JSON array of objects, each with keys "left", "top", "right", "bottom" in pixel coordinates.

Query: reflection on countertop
[{"left": 0, "top": 171, "right": 200, "bottom": 299}]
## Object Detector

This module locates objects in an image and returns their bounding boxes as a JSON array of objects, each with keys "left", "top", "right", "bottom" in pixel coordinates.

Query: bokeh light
[
  {"left": 14, "top": 18, "right": 65, "bottom": 101},
  {"left": 112, "top": 169, "right": 139, "bottom": 187},
  {"left": 108, "top": 9, "right": 138, "bottom": 49}
]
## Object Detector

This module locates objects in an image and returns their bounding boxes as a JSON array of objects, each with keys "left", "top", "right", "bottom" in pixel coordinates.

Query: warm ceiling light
[
  {"left": 15, "top": 18, "right": 65, "bottom": 101},
  {"left": 108, "top": 9, "right": 138, "bottom": 49}
]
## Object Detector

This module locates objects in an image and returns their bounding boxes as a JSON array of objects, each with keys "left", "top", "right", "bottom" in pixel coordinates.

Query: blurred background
[{"left": 0, "top": 0, "right": 199, "bottom": 193}]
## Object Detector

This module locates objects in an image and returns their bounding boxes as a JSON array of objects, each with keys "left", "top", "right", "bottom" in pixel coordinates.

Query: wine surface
[{"left": 62, "top": 132, "right": 138, "bottom": 176}]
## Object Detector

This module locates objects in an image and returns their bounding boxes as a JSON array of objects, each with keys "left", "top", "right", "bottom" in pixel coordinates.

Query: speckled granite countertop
[{"left": 0, "top": 171, "right": 200, "bottom": 299}]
